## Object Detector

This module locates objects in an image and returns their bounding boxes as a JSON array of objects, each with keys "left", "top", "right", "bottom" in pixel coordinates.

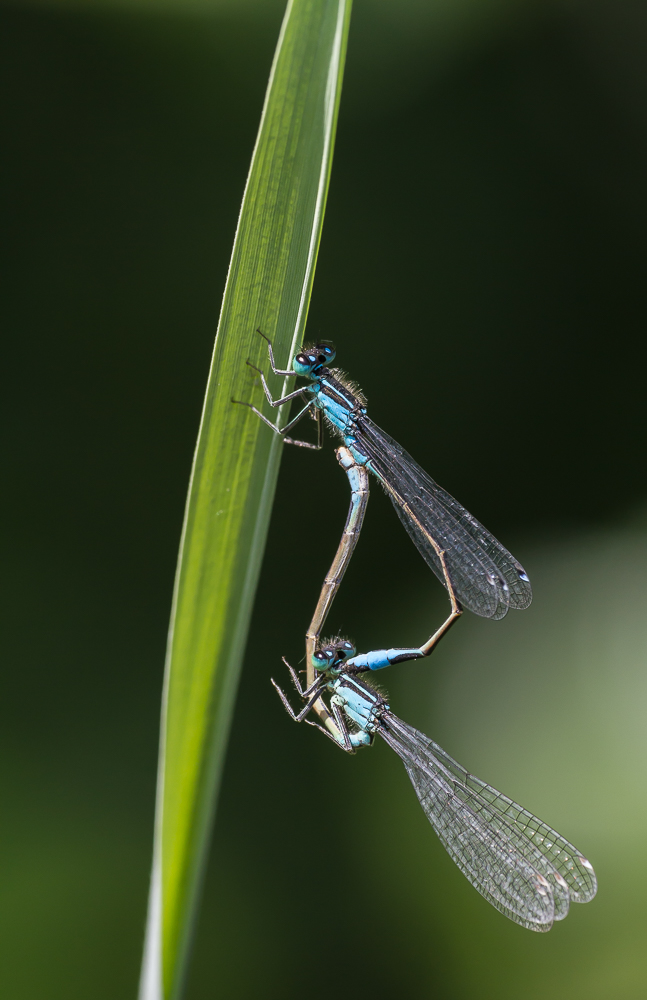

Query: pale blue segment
[
  {"left": 346, "top": 648, "right": 425, "bottom": 671},
  {"left": 333, "top": 728, "right": 371, "bottom": 750},
  {"left": 331, "top": 676, "right": 383, "bottom": 731}
]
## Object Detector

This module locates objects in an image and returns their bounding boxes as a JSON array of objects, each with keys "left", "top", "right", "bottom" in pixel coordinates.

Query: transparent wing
[
  {"left": 356, "top": 416, "right": 532, "bottom": 619},
  {"left": 379, "top": 714, "right": 595, "bottom": 930},
  {"left": 420, "top": 730, "right": 597, "bottom": 905}
]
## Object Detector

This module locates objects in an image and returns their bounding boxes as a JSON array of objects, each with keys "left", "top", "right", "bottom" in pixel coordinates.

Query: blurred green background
[{"left": 3, "top": 0, "right": 647, "bottom": 996}]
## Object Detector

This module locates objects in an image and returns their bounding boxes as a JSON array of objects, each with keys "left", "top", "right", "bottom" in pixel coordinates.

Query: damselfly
[
  {"left": 272, "top": 638, "right": 597, "bottom": 932},
  {"left": 234, "top": 333, "right": 532, "bottom": 642}
]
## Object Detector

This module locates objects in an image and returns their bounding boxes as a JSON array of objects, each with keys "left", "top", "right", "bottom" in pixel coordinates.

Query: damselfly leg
[
  {"left": 232, "top": 331, "right": 323, "bottom": 448},
  {"left": 271, "top": 653, "right": 367, "bottom": 753},
  {"left": 255, "top": 328, "right": 295, "bottom": 376}
]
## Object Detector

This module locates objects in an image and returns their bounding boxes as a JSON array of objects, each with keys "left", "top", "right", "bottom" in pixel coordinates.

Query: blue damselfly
[
  {"left": 234, "top": 334, "right": 531, "bottom": 642},
  {"left": 272, "top": 638, "right": 597, "bottom": 932}
]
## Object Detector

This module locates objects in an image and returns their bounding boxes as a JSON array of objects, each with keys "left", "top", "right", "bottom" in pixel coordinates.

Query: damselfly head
[
  {"left": 293, "top": 341, "right": 336, "bottom": 375},
  {"left": 311, "top": 637, "right": 356, "bottom": 674}
]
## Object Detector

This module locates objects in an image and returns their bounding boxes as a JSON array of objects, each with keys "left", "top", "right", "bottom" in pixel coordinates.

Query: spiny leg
[
  {"left": 281, "top": 656, "right": 322, "bottom": 699},
  {"left": 245, "top": 360, "right": 306, "bottom": 408},
  {"left": 255, "top": 328, "right": 295, "bottom": 376},
  {"left": 304, "top": 703, "right": 355, "bottom": 753},
  {"left": 294, "top": 685, "right": 329, "bottom": 724},
  {"left": 270, "top": 677, "right": 326, "bottom": 723},
  {"left": 271, "top": 678, "right": 301, "bottom": 720},
  {"left": 284, "top": 406, "right": 323, "bottom": 450},
  {"left": 304, "top": 717, "right": 352, "bottom": 751},
  {"left": 232, "top": 397, "right": 321, "bottom": 449},
  {"left": 330, "top": 701, "right": 355, "bottom": 753}
]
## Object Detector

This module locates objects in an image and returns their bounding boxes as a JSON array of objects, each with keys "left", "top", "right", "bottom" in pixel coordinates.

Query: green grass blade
[{"left": 138, "top": 2, "right": 352, "bottom": 997}]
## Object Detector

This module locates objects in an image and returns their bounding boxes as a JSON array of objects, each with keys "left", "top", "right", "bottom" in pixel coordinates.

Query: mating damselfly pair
[{"left": 234, "top": 333, "right": 597, "bottom": 931}]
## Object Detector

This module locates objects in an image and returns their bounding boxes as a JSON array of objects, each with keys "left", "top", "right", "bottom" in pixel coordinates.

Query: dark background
[{"left": 2, "top": 1, "right": 647, "bottom": 996}]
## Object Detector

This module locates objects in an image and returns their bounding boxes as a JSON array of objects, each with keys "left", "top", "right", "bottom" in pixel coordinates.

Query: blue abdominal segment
[
  {"left": 330, "top": 674, "right": 385, "bottom": 733},
  {"left": 346, "top": 647, "right": 425, "bottom": 671}
]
